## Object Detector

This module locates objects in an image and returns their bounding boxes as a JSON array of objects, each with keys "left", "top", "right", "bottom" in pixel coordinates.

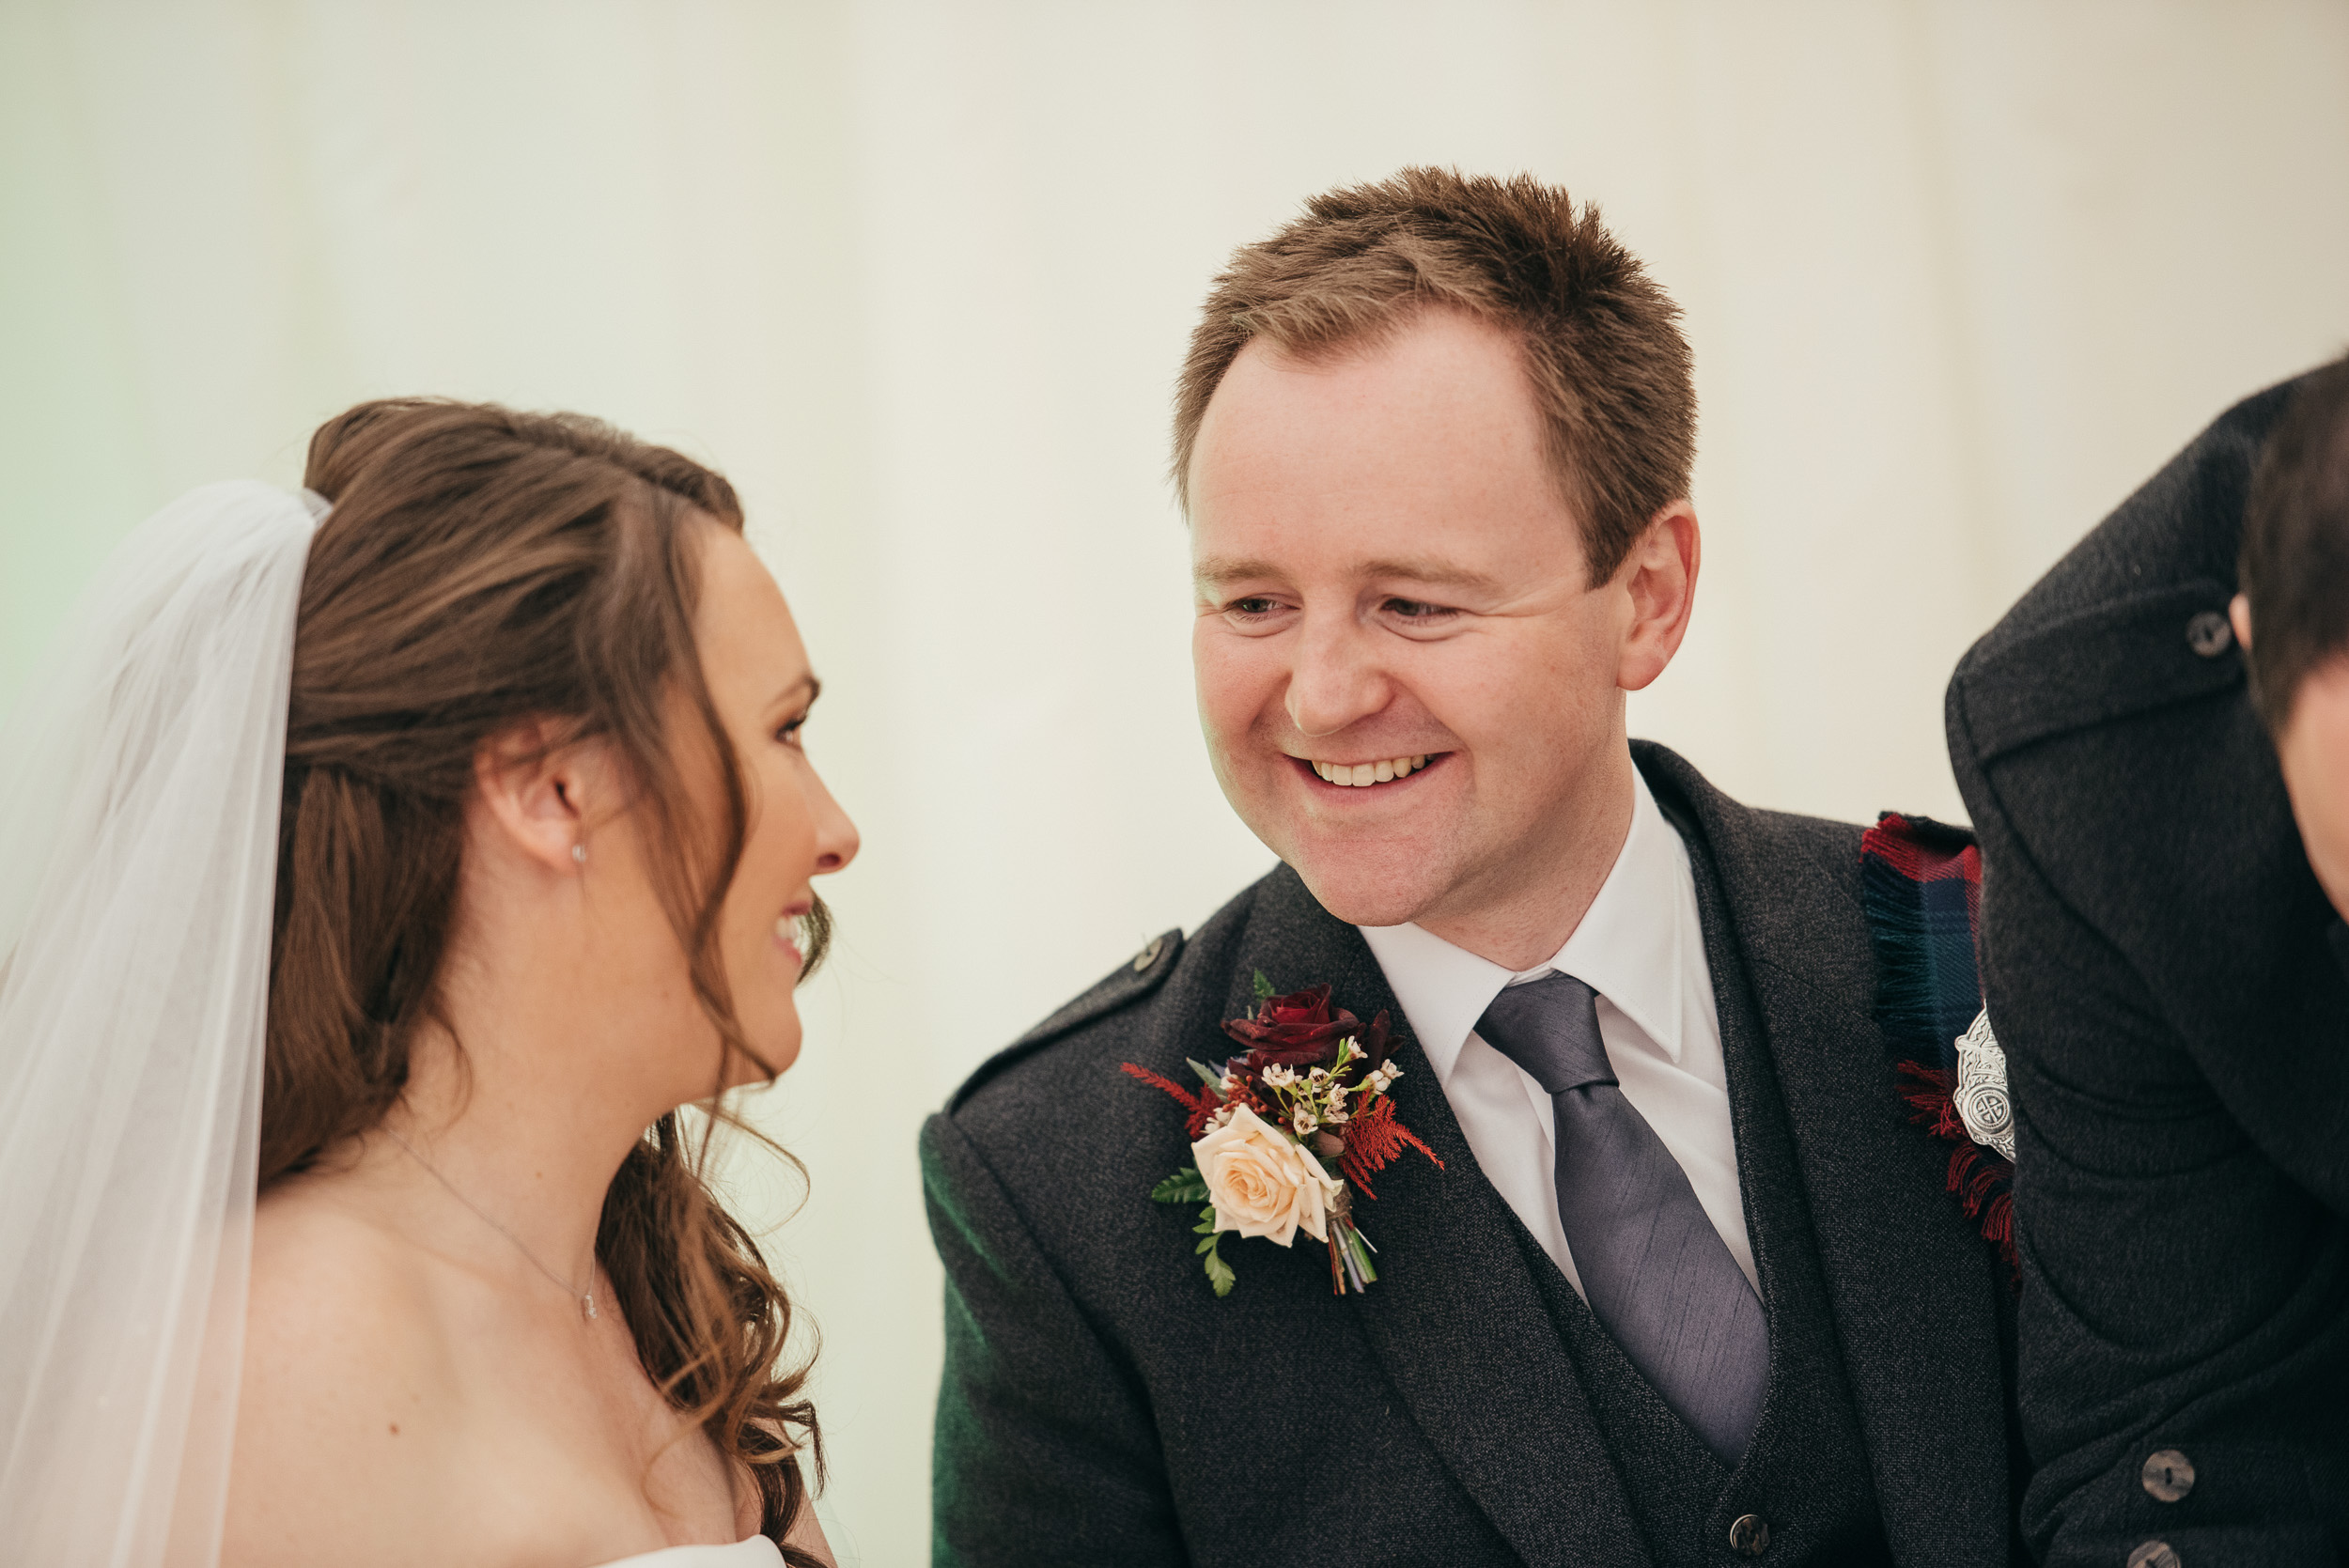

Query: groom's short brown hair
[{"left": 1174, "top": 166, "right": 1695, "bottom": 584}]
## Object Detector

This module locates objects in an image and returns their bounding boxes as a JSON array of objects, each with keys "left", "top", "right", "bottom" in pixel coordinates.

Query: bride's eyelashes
[
  {"left": 773, "top": 694, "right": 818, "bottom": 749},
  {"left": 770, "top": 675, "right": 822, "bottom": 750}
]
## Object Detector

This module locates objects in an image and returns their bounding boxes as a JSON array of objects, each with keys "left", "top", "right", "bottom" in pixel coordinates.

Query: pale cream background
[{"left": 3, "top": 4, "right": 2346, "bottom": 1561}]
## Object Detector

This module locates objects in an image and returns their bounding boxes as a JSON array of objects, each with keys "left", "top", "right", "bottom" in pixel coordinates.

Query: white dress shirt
[{"left": 1359, "top": 770, "right": 1756, "bottom": 1299}]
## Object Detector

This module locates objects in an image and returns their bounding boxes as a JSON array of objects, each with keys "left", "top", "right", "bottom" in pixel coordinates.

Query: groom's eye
[
  {"left": 1227, "top": 597, "right": 1281, "bottom": 617},
  {"left": 1383, "top": 597, "right": 1457, "bottom": 621}
]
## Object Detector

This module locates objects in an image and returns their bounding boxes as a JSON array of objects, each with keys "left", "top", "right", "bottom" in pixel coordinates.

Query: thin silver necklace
[{"left": 382, "top": 1126, "right": 599, "bottom": 1322}]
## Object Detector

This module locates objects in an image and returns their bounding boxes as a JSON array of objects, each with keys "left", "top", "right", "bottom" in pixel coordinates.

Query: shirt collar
[{"left": 1358, "top": 769, "right": 1689, "bottom": 1083}]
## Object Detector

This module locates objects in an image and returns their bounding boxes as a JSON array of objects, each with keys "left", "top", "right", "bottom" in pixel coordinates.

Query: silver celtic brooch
[{"left": 1952, "top": 1009, "right": 2014, "bottom": 1161}]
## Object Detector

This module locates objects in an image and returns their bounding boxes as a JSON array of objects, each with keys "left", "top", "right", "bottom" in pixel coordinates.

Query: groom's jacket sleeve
[
  {"left": 1947, "top": 378, "right": 2349, "bottom": 1568},
  {"left": 921, "top": 1115, "right": 1184, "bottom": 1568},
  {"left": 921, "top": 934, "right": 1193, "bottom": 1568}
]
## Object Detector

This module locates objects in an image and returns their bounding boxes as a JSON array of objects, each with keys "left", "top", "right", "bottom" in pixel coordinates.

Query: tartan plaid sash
[{"left": 1859, "top": 813, "right": 2018, "bottom": 1281}]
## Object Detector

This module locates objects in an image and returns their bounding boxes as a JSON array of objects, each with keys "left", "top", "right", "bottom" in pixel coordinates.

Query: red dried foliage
[
  {"left": 1121, "top": 1063, "right": 1210, "bottom": 1117},
  {"left": 1122, "top": 1060, "right": 1272, "bottom": 1140},
  {"left": 1338, "top": 1096, "right": 1442, "bottom": 1200},
  {"left": 1220, "top": 1074, "right": 1271, "bottom": 1117}
]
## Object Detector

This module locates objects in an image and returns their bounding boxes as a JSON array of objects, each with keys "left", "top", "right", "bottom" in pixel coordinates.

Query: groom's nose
[{"left": 1283, "top": 611, "right": 1392, "bottom": 739}]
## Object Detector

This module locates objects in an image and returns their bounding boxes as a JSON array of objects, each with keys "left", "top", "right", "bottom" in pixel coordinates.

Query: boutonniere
[{"left": 1122, "top": 974, "right": 1443, "bottom": 1297}]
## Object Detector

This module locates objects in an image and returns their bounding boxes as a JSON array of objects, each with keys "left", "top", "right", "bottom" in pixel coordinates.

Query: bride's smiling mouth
[
  {"left": 773, "top": 902, "right": 814, "bottom": 963},
  {"left": 1292, "top": 752, "right": 1447, "bottom": 789}
]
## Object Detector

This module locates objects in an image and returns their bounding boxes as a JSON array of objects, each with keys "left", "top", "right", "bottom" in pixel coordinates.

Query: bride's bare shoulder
[
  {"left": 243, "top": 1177, "right": 458, "bottom": 1379},
  {"left": 223, "top": 1182, "right": 469, "bottom": 1563}
]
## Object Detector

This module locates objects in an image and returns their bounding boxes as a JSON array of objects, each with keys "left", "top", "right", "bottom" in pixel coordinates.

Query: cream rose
[{"left": 1191, "top": 1104, "right": 1342, "bottom": 1248}]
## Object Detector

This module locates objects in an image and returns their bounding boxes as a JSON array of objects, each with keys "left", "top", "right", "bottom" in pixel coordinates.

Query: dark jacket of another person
[{"left": 1946, "top": 376, "right": 2349, "bottom": 1568}]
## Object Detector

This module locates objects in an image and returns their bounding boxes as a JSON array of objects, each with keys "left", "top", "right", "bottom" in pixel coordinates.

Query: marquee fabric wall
[{"left": 4, "top": 3, "right": 2345, "bottom": 1559}]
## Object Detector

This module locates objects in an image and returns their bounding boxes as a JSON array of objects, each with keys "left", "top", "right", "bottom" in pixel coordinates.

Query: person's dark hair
[
  {"left": 1174, "top": 165, "right": 1696, "bottom": 584},
  {"left": 2243, "top": 353, "right": 2349, "bottom": 736},
  {"left": 266, "top": 397, "right": 825, "bottom": 1557}
]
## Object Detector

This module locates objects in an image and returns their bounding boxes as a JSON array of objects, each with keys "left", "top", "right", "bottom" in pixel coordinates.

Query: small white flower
[
  {"left": 1261, "top": 1063, "right": 1297, "bottom": 1089},
  {"left": 1308, "top": 1066, "right": 1330, "bottom": 1084},
  {"left": 1324, "top": 1103, "right": 1350, "bottom": 1124},
  {"left": 1220, "top": 1072, "right": 1240, "bottom": 1095},
  {"left": 1291, "top": 1105, "right": 1315, "bottom": 1137}
]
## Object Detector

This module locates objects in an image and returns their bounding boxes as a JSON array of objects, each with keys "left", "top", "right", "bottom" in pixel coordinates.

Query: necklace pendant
[{"left": 582, "top": 1293, "right": 598, "bottom": 1322}]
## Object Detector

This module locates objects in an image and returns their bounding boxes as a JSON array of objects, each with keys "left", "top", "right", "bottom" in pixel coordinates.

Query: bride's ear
[{"left": 472, "top": 720, "right": 610, "bottom": 874}]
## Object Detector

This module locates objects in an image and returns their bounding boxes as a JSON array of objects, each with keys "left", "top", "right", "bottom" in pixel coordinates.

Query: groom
[{"left": 923, "top": 169, "right": 2022, "bottom": 1567}]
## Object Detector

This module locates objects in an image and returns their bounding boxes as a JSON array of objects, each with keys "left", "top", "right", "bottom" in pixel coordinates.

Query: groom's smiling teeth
[{"left": 1311, "top": 754, "right": 1430, "bottom": 787}]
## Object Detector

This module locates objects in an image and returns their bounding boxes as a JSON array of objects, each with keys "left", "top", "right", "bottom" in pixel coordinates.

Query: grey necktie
[{"left": 1477, "top": 970, "right": 1767, "bottom": 1467}]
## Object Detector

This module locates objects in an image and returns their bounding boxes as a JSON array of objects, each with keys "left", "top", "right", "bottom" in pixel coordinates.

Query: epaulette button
[{"left": 2186, "top": 610, "right": 2232, "bottom": 658}]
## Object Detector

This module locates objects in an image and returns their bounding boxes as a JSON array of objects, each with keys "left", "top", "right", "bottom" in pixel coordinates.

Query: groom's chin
[{"left": 1283, "top": 853, "right": 1438, "bottom": 931}]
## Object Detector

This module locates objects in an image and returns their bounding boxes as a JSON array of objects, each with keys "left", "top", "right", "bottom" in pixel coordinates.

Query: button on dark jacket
[{"left": 1945, "top": 376, "right": 2349, "bottom": 1568}]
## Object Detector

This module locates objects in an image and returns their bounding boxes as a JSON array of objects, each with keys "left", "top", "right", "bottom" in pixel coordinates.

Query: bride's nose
[{"left": 805, "top": 767, "right": 859, "bottom": 874}]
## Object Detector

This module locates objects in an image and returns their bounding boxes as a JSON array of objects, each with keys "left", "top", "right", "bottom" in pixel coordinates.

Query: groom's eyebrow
[
  {"left": 1192, "top": 554, "right": 1501, "bottom": 595},
  {"left": 1355, "top": 557, "right": 1503, "bottom": 594},
  {"left": 1192, "top": 555, "right": 1281, "bottom": 590}
]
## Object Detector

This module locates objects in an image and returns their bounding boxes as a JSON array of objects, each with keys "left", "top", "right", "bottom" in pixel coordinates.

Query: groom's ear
[
  {"left": 471, "top": 718, "right": 606, "bottom": 875},
  {"left": 1614, "top": 499, "right": 1701, "bottom": 693}
]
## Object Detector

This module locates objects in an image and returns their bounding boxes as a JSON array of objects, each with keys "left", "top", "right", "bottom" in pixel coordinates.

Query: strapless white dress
[{"left": 598, "top": 1537, "right": 784, "bottom": 1566}]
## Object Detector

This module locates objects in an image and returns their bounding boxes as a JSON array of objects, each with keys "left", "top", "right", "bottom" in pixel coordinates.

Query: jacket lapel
[
  {"left": 1235, "top": 869, "right": 1646, "bottom": 1568},
  {"left": 1639, "top": 745, "right": 2011, "bottom": 1568}
]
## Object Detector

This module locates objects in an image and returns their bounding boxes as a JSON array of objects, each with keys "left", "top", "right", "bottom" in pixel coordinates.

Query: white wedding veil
[{"left": 0, "top": 482, "right": 322, "bottom": 1564}]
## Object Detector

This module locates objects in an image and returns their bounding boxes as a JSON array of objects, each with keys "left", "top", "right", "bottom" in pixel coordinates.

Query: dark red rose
[{"left": 1222, "top": 983, "right": 1357, "bottom": 1066}]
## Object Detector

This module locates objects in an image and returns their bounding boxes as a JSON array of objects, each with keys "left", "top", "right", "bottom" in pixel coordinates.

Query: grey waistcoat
[{"left": 1511, "top": 806, "right": 1896, "bottom": 1567}]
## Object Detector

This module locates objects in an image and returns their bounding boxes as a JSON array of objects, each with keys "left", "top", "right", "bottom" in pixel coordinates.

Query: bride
[{"left": 0, "top": 399, "right": 856, "bottom": 1566}]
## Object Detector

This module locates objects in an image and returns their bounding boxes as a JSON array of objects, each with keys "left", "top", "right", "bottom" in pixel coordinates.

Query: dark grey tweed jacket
[
  {"left": 923, "top": 744, "right": 2020, "bottom": 1567},
  {"left": 1947, "top": 378, "right": 2349, "bottom": 1568}
]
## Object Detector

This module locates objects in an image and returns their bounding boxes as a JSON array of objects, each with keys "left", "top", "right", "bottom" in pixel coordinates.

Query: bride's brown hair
[{"left": 263, "top": 397, "right": 824, "bottom": 1557}]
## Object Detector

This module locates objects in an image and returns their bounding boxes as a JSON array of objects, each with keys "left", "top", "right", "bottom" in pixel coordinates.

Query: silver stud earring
[{"left": 571, "top": 843, "right": 586, "bottom": 865}]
